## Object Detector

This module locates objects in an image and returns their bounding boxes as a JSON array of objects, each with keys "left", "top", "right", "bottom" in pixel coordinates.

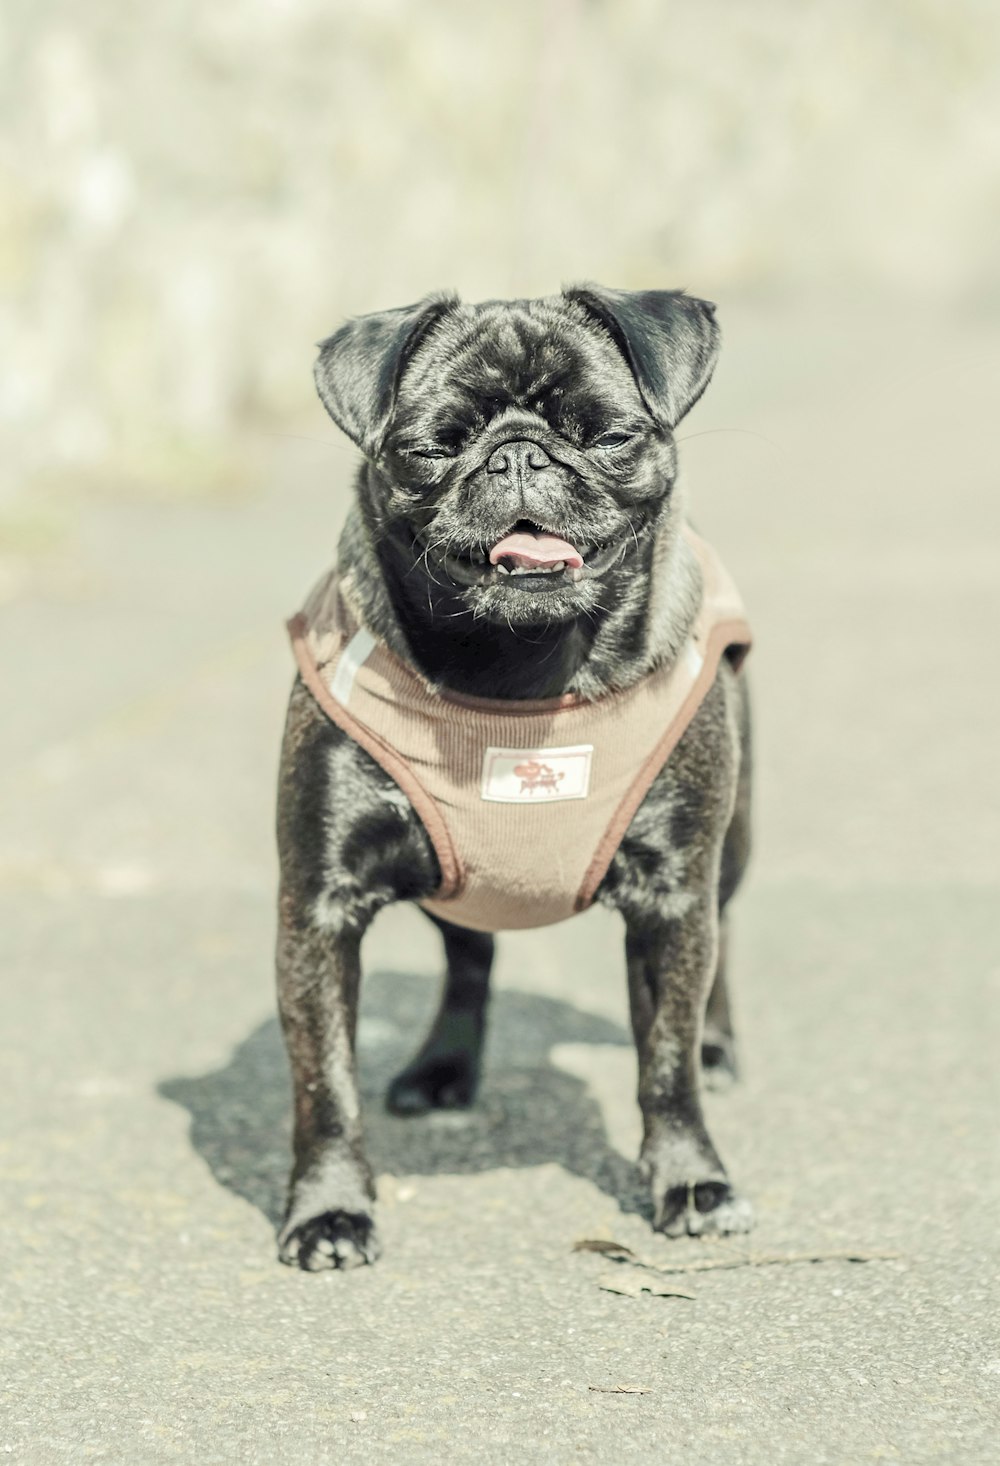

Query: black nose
[{"left": 486, "top": 439, "right": 552, "bottom": 476}]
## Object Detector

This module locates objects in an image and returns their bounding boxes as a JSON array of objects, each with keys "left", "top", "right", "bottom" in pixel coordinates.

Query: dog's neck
[{"left": 337, "top": 478, "right": 702, "bottom": 701}]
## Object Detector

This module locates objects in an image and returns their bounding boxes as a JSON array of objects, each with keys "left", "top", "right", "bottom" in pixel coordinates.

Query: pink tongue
[{"left": 488, "top": 531, "right": 584, "bottom": 569}]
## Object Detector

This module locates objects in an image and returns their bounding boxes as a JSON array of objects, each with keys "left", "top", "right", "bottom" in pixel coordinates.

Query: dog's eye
[
  {"left": 406, "top": 446, "right": 456, "bottom": 461},
  {"left": 593, "top": 432, "right": 631, "bottom": 450}
]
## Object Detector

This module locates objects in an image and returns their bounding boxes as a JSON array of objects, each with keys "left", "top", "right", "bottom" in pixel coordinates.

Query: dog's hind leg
[
  {"left": 386, "top": 912, "right": 494, "bottom": 1115},
  {"left": 702, "top": 916, "right": 738, "bottom": 1087},
  {"left": 702, "top": 679, "right": 752, "bottom": 1088}
]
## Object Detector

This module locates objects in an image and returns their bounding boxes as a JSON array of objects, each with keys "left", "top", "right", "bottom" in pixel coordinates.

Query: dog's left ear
[
  {"left": 563, "top": 285, "right": 720, "bottom": 429},
  {"left": 314, "top": 294, "right": 458, "bottom": 457}
]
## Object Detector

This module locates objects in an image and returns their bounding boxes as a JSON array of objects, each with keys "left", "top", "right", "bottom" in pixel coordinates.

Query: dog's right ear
[{"left": 314, "top": 295, "right": 458, "bottom": 457}]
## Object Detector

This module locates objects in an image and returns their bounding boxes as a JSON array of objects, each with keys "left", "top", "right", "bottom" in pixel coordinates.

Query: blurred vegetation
[{"left": 2, "top": 0, "right": 998, "bottom": 510}]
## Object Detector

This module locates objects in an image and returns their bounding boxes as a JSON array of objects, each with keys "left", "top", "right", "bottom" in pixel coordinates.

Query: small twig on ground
[
  {"left": 573, "top": 1238, "right": 901, "bottom": 1275},
  {"left": 588, "top": 1385, "right": 650, "bottom": 1394}
]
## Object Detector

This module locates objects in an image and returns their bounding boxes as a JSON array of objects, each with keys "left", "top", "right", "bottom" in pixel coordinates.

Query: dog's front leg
[
  {"left": 625, "top": 890, "right": 753, "bottom": 1237},
  {"left": 275, "top": 896, "right": 379, "bottom": 1270}
]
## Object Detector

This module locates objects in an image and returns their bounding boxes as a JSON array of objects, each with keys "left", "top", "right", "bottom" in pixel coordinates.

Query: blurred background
[{"left": 3, "top": 0, "right": 999, "bottom": 511}]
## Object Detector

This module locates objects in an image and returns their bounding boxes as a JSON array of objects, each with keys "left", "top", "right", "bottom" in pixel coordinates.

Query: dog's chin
[{"left": 460, "top": 574, "right": 600, "bottom": 627}]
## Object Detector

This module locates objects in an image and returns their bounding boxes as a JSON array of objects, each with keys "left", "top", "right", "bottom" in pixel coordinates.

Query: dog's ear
[
  {"left": 563, "top": 284, "right": 720, "bottom": 429},
  {"left": 314, "top": 294, "right": 458, "bottom": 456}
]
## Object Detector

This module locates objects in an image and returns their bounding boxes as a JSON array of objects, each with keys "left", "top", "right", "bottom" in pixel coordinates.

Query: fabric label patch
[{"left": 481, "top": 745, "right": 593, "bottom": 803}]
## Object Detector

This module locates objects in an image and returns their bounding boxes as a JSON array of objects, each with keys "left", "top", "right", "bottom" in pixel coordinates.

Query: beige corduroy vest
[{"left": 288, "top": 527, "right": 750, "bottom": 934}]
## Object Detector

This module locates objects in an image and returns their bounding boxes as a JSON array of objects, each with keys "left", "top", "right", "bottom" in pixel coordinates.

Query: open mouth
[
  {"left": 431, "top": 522, "right": 644, "bottom": 589},
  {"left": 490, "top": 527, "right": 585, "bottom": 581}
]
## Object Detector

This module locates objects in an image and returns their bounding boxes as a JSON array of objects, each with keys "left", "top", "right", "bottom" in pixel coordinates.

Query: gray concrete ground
[{"left": 2, "top": 300, "right": 999, "bottom": 1463}]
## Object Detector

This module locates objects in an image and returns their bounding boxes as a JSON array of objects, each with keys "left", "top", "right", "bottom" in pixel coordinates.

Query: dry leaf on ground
[{"left": 598, "top": 1270, "right": 696, "bottom": 1300}]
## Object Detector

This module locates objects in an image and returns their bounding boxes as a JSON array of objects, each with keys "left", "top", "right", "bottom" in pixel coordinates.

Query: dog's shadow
[{"left": 159, "top": 968, "right": 646, "bottom": 1226}]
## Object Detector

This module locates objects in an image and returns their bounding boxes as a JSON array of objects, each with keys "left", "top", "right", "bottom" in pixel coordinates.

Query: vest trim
[
  {"left": 575, "top": 616, "right": 749, "bottom": 911},
  {"left": 288, "top": 613, "right": 464, "bottom": 899}
]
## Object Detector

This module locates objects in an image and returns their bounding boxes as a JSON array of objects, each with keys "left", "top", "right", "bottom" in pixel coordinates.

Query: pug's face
[{"left": 314, "top": 287, "right": 720, "bottom": 628}]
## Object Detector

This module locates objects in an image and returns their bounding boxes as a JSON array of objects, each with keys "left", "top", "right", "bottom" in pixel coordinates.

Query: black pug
[{"left": 275, "top": 285, "right": 753, "bottom": 1270}]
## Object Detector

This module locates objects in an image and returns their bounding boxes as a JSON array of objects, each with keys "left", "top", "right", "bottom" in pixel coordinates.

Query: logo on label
[
  {"left": 481, "top": 745, "right": 593, "bottom": 803},
  {"left": 513, "top": 759, "right": 564, "bottom": 795}
]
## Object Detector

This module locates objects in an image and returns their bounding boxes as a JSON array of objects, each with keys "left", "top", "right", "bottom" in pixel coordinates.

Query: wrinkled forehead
[{"left": 393, "top": 298, "right": 646, "bottom": 425}]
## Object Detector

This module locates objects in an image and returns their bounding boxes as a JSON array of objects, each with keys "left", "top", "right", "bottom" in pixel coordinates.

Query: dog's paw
[
  {"left": 278, "top": 1210, "right": 380, "bottom": 1272},
  {"left": 386, "top": 1052, "right": 478, "bottom": 1115},
  {"left": 654, "top": 1180, "right": 754, "bottom": 1238},
  {"left": 700, "top": 1030, "right": 739, "bottom": 1091}
]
